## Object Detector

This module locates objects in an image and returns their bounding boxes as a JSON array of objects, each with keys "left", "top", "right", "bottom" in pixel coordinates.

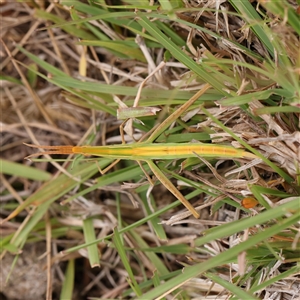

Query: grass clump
[{"left": 1, "top": 1, "right": 299, "bottom": 299}]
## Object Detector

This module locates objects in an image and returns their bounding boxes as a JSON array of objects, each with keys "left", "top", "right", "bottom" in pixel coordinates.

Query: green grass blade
[
  {"left": 60, "top": 259, "right": 75, "bottom": 300},
  {"left": 205, "top": 272, "right": 260, "bottom": 300},
  {"left": 34, "top": 9, "right": 96, "bottom": 39},
  {"left": 129, "top": 229, "right": 169, "bottom": 276},
  {"left": 249, "top": 265, "right": 300, "bottom": 294},
  {"left": 112, "top": 227, "right": 142, "bottom": 296},
  {"left": 78, "top": 40, "right": 147, "bottom": 62},
  {"left": 83, "top": 218, "right": 100, "bottom": 268},
  {"left": 1, "top": 159, "right": 51, "bottom": 181}
]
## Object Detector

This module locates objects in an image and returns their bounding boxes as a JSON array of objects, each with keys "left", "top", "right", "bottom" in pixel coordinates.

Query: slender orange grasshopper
[{"left": 25, "top": 84, "right": 257, "bottom": 218}]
